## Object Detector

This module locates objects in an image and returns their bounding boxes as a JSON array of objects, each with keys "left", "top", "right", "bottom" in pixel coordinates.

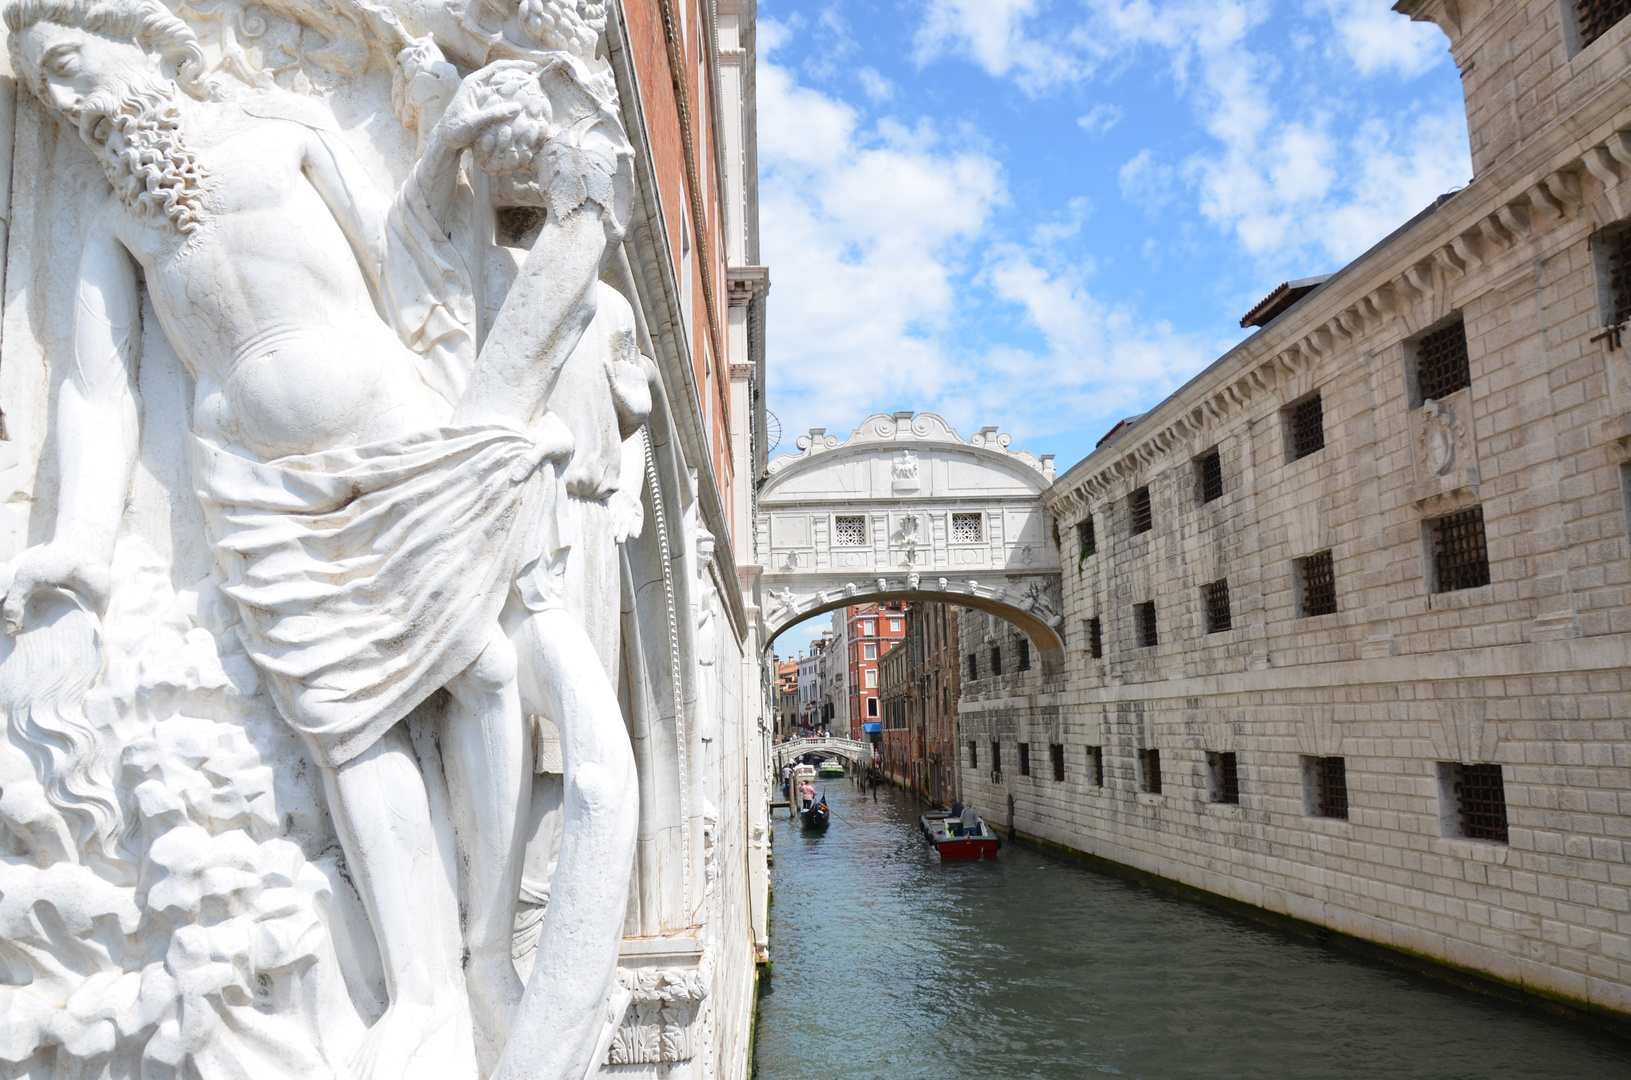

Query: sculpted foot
[
  {"left": 347, "top": 997, "right": 448, "bottom": 1080},
  {"left": 468, "top": 948, "right": 524, "bottom": 1073}
]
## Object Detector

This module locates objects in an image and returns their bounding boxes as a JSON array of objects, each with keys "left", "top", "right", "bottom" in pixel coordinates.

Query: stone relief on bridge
[
  {"left": 756, "top": 412, "right": 1066, "bottom": 650},
  {"left": 0, "top": 2, "right": 721, "bottom": 1079}
]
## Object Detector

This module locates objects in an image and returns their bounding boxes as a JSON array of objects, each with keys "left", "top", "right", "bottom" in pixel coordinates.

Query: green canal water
[{"left": 753, "top": 784, "right": 1631, "bottom": 1080}]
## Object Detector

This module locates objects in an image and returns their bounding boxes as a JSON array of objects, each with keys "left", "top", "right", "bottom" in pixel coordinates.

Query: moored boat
[
  {"left": 817, "top": 758, "right": 845, "bottom": 778},
  {"left": 920, "top": 805, "right": 1000, "bottom": 859}
]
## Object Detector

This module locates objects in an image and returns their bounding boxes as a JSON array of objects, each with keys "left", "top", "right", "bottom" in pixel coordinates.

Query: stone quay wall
[{"left": 959, "top": 0, "right": 1631, "bottom": 1023}]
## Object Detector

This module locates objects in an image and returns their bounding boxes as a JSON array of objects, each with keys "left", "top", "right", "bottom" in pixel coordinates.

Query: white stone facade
[{"left": 959, "top": 0, "right": 1631, "bottom": 1024}]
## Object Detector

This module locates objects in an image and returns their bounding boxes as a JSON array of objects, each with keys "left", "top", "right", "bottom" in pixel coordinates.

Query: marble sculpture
[{"left": 0, "top": 0, "right": 670, "bottom": 1077}]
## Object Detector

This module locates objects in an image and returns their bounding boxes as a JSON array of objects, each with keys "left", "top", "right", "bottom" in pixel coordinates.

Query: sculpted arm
[
  {"left": 301, "top": 127, "right": 392, "bottom": 294},
  {"left": 3, "top": 228, "right": 140, "bottom": 630}
]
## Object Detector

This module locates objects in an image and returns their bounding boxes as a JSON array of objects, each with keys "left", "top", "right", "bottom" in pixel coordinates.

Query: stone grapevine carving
[{"left": 0, "top": 1, "right": 658, "bottom": 1078}]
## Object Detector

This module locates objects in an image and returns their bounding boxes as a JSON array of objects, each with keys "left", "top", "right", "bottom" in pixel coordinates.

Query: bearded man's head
[{"left": 5, "top": 0, "right": 209, "bottom": 233}]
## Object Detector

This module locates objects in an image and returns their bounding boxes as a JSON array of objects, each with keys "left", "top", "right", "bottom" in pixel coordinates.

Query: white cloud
[
  {"left": 1119, "top": 149, "right": 1177, "bottom": 212},
  {"left": 913, "top": 0, "right": 1082, "bottom": 92},
  {"left": 1312, "top": 0, "right": 1449, "bottom": 77},
  {"left": 857, "top": 66, "right": 895, "bottom": 101},
  {"left": 1077, "top": 103, "right": 1126, "bottom": 137}
]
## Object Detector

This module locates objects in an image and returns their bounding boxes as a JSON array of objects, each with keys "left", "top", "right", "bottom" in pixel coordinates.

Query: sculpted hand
[
  {"left": 2, "top": 543, "right": 109, "bottom": 635},
  {"left": 430, "top": 60, "right": 536, "bottom": 153}
]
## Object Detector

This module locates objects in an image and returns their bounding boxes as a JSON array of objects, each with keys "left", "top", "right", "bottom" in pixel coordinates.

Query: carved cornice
[
  {"left": 766, "top": 412, "right": 1054, "bottom": 479},
  {"left": 726, "top": 265, "right": 770, "bottom": 306}
]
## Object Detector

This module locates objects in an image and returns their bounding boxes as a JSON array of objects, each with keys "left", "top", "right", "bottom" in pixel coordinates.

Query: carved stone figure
[{"left": 0, "top": 1, "right": 641, "bottom": 1077}]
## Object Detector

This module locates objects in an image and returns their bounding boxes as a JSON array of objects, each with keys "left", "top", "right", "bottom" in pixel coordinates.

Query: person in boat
[{"left": 799, "top": 780, "right": 816, "bottom": 811}]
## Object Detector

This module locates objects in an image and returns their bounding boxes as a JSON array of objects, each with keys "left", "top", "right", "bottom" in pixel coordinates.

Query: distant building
[
  {"left": 877, "top": 603, "right": 962, "bottom": 805},
  {"left": 840, "top": 602, "right": 908, "bottom": 740},
  {"left": 773, "top": 656, "right": 800, "bottom": 737},
  {"left": 822, "top": 609, "right": 850, "bottom": 735},
  {"left": 797, "top": 638, "right": 831, "bottom": 732}
]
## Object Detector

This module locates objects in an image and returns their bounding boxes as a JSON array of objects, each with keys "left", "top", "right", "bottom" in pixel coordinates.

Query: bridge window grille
[
  {"left": 951, "top": 513, "right": 983, "bottom": 543},
  {"left": 1306, "top": 756, "right": 1348, "bottom": 819},
  {"left": 1135, "top": 601, "right": 1158, "bottom": 648},
  {"left": 1197, "top": 449, "right": 1223, "bottom": 504},
  {"left": 1088, "top": 617, "right": 1104, "bottom": 658},
  {"left": 1017, "top": 638, "right": 1031, "bottom": 670},
  {"left": 1415, "top": 318, "right": 1471, "bottom": 403},
  {"left": 1088, "top": 745, "right": 1104, "bottom": 786},
  {"left": 1018, "top": 743, "right": 1031, "bottom": 777},
  {"left": 1138, "top": 748, "right": 1162, "bottom": 794},
  {"left": 991, "top": 741, "right": 1002, "bottom": 779},
  {"left": 990, "top": 645, "right": 1003, "bottom": 676},
  {"left": 1078, "top": 516, "right": 1097, "bottom": 558},
  {"left": 1287, "top": 393, "right": 1325, "bottom": 460},
  {"left": 967, "top": 652, "right": 978, "bottom": 679},
  {"left": 1050, "top": 743, "right": 1065, "bottom": 781},
  {"left": 1430, "top": 507, "right": 1491, "bottom": 593},
  {"left": 1299, "top": 551, "right": 1337, "bottom": 617},
  {"left": 1577, "top": 0, "right": 1631, "bottom": 48},
  {"left": 968, "top": 741, "right": 978, "bottom": 769},
  {"left": 1208, "top": 751, "right": 1240, "bottom": 804},
  {"left": 1129, "top": 486, "right": 1153, "bottom": 534},
  {"left": 834, "top": 515, "right": 867, "bottom": 546},
  {"left": 1447, "top": 762, "right": 1509, "bottom": 842},
  {"left": 1203, "top": 579, "right": 1232, "bottom": 634}
]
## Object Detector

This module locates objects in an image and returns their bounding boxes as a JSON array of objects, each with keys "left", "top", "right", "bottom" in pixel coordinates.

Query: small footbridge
[{"left": 774, "top": 736, "right": 873, "bottom": 772}]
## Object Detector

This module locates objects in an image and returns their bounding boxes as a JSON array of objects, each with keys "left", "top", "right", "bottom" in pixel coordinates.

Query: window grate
[
  {"left": 1313, "top": 756, "right": 1348, "bottom": 819},
  {"left": 1129, "top": 486, "right": 1153, "bottom": 534},
  {"left": 1078, "top": 516, "right": 1097, "bottom": 559},
  {"left": 1050, "top": 743, "right": 1065, "bottom": 782},
  {"left": 1018, "top": 743, "right": 1031, "bottom": 777},
  {"left": 1088, "top": 745, "right": 1104, "bottom": 786},
  {"left": 990, "top": 645, "right": 1003, "bottom": 676},
  {"left": 1578, "top": 0, "right": 1631, "bottom": 48},
  {"left": 1288, "top": 394, "right": 1325, "bottom": 460},
  {"left": 1088, "top": 616, "right": 1103, "bottom": 659},
  {"left": 969, "top": 740, "right": 978, "bottom": 769},
  {"left": 1607, "top": 226, "right": 1631, "bottom": 328},
  {"left": 1198, "top": 450, "right": 1223, "bottom": 504},
  {"left": 1139, "top": 748, "right": 1162, "bottom": 794},
  {"left": 1299, "top": 551, "right": 1337, "bottom": 617},
  {"left": 1203, "top": 579, "right": 1232, "bottom": 634},
  {"left": 951, "top": 512, "right": 983, "bottom": 543},
  {"left": 990, "top": 741, "right": 1002, "bottom": 778},
  {"left": 1454, "top": 762, "right": 1509, "bottom": 842},
  {"left": 1017, "top": 639, "right": 1031, "bottom": 671},
  {"left": 1135, "top": 601, "right": 1158, "bottom": 648},
  {"left": 1210, "top": 751, "right": 1240, "bottom": 804},
  {"left": 1416, "top": 319, "right": 1471, "bottom": 403},
  {"left": 967, "top": 653, "right": 978, "bottom": 680},
  {"left": 1430, "top": 507, "right": 1491, "bottom": 592},
  {"left": 834, "top": 515, "right": 867, "bottom": 546}
]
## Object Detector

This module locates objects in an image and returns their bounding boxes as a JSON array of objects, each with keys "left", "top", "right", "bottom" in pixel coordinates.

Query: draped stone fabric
[{"left": 191, "top": 426, "right": 543, "bottom": 767}]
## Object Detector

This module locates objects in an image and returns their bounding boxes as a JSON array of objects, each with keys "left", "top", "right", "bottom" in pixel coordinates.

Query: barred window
[
  {"left": 1203, "top": 579, "right": 1232, "bottom": 634},
  {"left": 1129, "top": 486, "right": 1153, "bottom": 534},
  {"left": 1446, "top": 762, "right": 1509, "bottom": 843},
  {"left": 990, "top": 645, "right": 1003, "bottom": 677},
  {"left": 1306, "top": 756, "right": 1348, "bottom": 819},
  {"left": 1017, "top": 638, "right": 1031, "bottom": 671},
  {"left": 1088, "top": 616, "right": 1103, "bottom": 659},
  {"left": 1208, "top": 751, "right": 1240, "bottom": 804},
  {"left": 967, "top": 652, "right": 978, "bottom": 679},
  {"left": 1135, "top": 601, "right": 1158, "bottom": 648},
  {"left": 1018, "top": 742, "right": 1031, "bottom": 777},
  {"left": 1197, "top": 449, "right": 1223, "bottom": 504},
  {"left": 1298, "top": 550, "right": 1337, "bottom": 617},
  {"left": 1139, "top": 748, "right": 1162, "bottom": 794},
  {"left": 1078, "top": 516, "right": 1097, "bottom": 559},
  {"left": 968, "top": 740, "right": 978, "bottom": 769},
  {"left": 951, "top": 513, "right": 983, "bottom": 543},
  {"left": 991, "top": 741, "right": 1002, "bottom": 777},
  {"left": 834, "top": 515, "right": 867, "bottom": 546},
  {"left": 1415, "top": 319, "right": 1471, "bottom": 404},
  {"left": 1050, "top": 742, "right": 1065, "bottom": 781},
  {"left": 1606, "top": 225, "right": 1631, "bottom": 330},
  {"left": 1577, "top": 0, "right": 1631, "bottom": 48},
  {"left": 1430, "top": 507, "right": 1491, "bottom": 593},
  {"left": 1287, "top": 393, "right": 1325, "bottom": 460},
  {"left": 1087, "top": 745, "right": 1104, "bottom": 786}
]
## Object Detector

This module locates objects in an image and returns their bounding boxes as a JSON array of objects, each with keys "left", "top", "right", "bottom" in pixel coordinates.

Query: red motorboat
[{"left": 920, "top": 806, "right": 1001, "bottom": 859}]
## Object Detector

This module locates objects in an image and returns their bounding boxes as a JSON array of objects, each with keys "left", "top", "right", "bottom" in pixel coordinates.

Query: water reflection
[{"left": 755, "top": 783, "right": 1631, "bottom": 1080}]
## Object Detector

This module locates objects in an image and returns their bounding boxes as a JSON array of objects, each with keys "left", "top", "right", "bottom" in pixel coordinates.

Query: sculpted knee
[{"left": 462, "top": 632, "right": 519, "bottom": 697}]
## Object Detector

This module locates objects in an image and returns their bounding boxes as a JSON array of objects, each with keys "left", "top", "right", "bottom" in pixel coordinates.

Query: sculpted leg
[
  {"left": 443, "top": 629, "right": 531, "bottom": 1072},
  {"left": 321, "top": 727, "right": 465, "bottom": 1080},
  {"left": 497, "top": 608, "right": 638, "bottom": 1080}
]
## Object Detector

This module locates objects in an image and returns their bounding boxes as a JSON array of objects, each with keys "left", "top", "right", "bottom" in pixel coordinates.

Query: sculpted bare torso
[{"left": 107, "top": 103, "right": 438, "bottom": 460}]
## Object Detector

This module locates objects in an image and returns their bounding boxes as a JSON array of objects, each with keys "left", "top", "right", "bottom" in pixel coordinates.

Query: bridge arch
[
  {"left": 755, "top": 412, "right": 1065, "bottom": 653},
  {"left": 772, "top": 736, "right": 873, "bottom": 771}
]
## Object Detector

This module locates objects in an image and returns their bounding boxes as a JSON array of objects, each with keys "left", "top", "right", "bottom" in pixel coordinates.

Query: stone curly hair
[{"left": 4, "top": 0, "right": 208, "bottom": 98}]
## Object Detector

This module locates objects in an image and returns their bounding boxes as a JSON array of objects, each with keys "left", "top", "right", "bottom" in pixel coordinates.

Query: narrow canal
[{"left": 754, "top": 783, "right": 1631, "bottom": 1080}]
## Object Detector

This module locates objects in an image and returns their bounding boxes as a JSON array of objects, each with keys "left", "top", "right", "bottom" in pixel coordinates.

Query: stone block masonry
[{"left": 958, "top": 0, "right": 1631, "bottom": 1024}]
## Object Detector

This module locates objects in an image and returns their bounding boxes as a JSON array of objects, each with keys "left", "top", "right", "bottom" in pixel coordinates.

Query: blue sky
[{"left": 758, "top": 0, "right": 1472, "bottom": 658}]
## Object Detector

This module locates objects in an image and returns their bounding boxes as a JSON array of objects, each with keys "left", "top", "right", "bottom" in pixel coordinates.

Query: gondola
[{"left": 800, "top": 794, "right": 831, "bottom": 832}]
